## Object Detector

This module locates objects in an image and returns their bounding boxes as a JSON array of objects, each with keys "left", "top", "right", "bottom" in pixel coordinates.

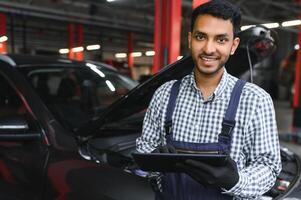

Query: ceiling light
[
  {"left": 295, "top": 44, "right": 300, "bottom": 50},
  {"left": 240, "top": 25, "right": 255, "bottom": 31},
  {"left": 115, "top": 53, "right": 127, "bottom": 58},
  {"left": 261, "top": 23, "right": 279, "bottom": 29},
  {"left": 145, "top": 51, "right": 155, "bottom": 56},
  {"left": 86, "top": 44, "right": 101, "bottom": 50},
  {"left": 0, "top": 36, "right": 8, "bottom": 42},
  {"left": 282, "top": 20, "right": 301, "bottom": 27},
  {"left": 131, "top": 52, "right": 142, "bottom": 57},
  {"left": 72, "top": 46, "right": 84, "bottom": 52},
  {"left": 59, "top": 48, "right": 69, "bottom": 54},
  {"left": 106, "top": 0, "right": 115, "bottom": 2}
]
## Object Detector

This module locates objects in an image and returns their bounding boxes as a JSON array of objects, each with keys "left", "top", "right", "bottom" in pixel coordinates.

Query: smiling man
[{"left": 136, "top": 0, "right": 282, "bottom": 199}]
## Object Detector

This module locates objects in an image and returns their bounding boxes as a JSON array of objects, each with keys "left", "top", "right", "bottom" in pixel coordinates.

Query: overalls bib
[{"left": 157, "top": 79, "right": 246, "bottom": 200}]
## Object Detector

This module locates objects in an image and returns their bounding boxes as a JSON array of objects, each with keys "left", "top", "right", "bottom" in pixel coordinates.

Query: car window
[
  {"left": 0, "top": 73, "right": 38, "bottom": 132},
  {"left": 20, "top": 64, "right": 138, "bottom": 131},
  {"left": 0, "top": 74, "right": 26, "bottom": 118}
]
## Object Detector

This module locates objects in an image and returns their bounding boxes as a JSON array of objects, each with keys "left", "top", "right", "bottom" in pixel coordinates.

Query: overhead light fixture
[
  {"left": 295, "top": 44, "right": 300, "bottom": 50},
  {"left": 0, "top": 36, "right": 8, "bottom": 42},
  {"left": 106, "top": 0, "right": 115, "bottom": 2},
  {"left": 261, "top": 23, "right": 279, "bottom": 29},
  {"left": 115, "top": 53, "right": 127, "bottom": 58},
  {"left": 131, "top": 52, "right": 142, "bottom": 57},
  {"left": 240, "top": 25, "right": 255, "bottom": 31},
  {"left": 282, "top": 20, "right": 301, "bottom": 27},
  {"left": 86, "top": 44, "right": 101, "bottom": 51},
  {"left": 59, "top": 48, "right": 69, "bottom": 54},
  {"left": 145, "top": 51, "right": 155, "bottom": 56},
  {"left": 72, "top": 46, "right": 84, "bottom": 52}
]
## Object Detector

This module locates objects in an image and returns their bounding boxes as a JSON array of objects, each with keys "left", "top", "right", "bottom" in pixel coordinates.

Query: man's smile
[{"left": 199, "top": 55, "right": 219, "bottom": 62}]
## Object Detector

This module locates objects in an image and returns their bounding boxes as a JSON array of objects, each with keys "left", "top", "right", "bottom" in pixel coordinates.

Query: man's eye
[
  {"left": 217, "top": 38, "right": 228, "bottom": 43},
  {"left": 195, "top": 34, "right": 205, "bottom": 40}
]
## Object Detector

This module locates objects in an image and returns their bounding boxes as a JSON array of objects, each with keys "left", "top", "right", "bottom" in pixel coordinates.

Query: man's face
[{"left": 188, "top": 14, "right": 240, "bottom": 76}]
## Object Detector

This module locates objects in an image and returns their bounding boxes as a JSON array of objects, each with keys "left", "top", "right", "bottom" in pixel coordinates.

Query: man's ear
[
  {"left": 230, "top": 37, "right": 240, "bottom": 55},
  {"left": 188, "top": 32, "right": 192, "bottom": 49}
]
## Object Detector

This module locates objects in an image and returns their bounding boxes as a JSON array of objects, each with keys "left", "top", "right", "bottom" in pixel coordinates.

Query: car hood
[
  {"left": 76, "top": 55, "right": 194, "bottom": 137},
  {"left": 76, "top": 25, "right": 277, "bottom": 137}
]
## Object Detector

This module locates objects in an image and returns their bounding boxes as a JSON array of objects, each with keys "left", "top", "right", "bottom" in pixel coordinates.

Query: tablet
[{"left": 132, "top": 152, "right": 228, "bottom": 172}]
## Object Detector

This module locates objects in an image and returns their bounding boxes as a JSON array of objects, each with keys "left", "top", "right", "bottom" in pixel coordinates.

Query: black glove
[
  {"left": 152, "top": 144, "right": 177, "bottom": 153},
  {"left": 176, "top": 158, "right": 239, "bottom": 190}
]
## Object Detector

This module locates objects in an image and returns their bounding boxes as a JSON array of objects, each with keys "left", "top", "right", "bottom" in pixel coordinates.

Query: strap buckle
[
  {"left": 221, "top": 119, "right": 235, "bottom": 136},
  {"left": 164, "top": 120, "right": 172, "bottom": 135}
]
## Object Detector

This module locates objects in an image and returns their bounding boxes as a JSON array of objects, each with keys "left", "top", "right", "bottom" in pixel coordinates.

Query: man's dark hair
[{"left": 191, "top": 0, "right": 241, "bottom": 36}]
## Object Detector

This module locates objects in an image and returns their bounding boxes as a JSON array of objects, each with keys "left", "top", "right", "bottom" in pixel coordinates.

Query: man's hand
[
  {"left": 152, "top": 144, "right": 177, "bottom": 153},
  {"left": 177, "top": 158, "right": 239, "bottom": 190}
]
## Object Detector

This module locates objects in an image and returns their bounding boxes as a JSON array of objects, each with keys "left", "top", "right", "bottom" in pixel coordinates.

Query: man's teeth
[{"left": 201, "top": 56, "right": 217, "bottom": 61}]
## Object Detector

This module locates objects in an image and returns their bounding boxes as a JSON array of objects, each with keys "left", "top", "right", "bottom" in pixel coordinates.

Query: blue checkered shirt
[{"left": 136, "top": 69, "right": 282, "bottom": 199}]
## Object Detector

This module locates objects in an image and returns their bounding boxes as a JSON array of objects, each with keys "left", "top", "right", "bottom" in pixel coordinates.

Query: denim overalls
[{"left": 157, "top": 79, "right": 246, "bottom": 200}]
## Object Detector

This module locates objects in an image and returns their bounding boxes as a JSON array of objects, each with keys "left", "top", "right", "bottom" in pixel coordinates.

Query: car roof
[
  {"left": 0, "top": 54, "right": 117, "bottom": 71},
  {"left": 4, "top": 54, "right": 82, "bottom": 66}
]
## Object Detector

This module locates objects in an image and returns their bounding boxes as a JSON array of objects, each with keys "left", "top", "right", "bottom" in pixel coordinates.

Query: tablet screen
[{"left": 132, "top": 153, "right": 228, "bottom": 172}]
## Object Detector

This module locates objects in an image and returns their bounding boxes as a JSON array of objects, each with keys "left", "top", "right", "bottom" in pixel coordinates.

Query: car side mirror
[{"left": 0, "top": 115, "right": 41, "bottom": 141}]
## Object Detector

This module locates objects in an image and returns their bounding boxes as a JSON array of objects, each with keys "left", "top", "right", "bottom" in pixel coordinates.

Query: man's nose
[{"left": 203, "top": 40, "right": 216, "bottom": 54}]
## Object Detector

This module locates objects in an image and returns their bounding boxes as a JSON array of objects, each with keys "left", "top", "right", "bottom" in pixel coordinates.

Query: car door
[{"left": 0, "top": 71, "right": 49, "bottom": 200}]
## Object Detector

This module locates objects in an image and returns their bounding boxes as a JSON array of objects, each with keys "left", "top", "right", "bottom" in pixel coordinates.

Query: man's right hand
[{"left": 152, "top": 144, "right": 177, "bottom": 153}]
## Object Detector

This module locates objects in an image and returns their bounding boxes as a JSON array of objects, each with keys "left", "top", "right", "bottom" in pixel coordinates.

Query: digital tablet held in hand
[{"left": 132, "top": 153, "right": 228, "bottom": 172}]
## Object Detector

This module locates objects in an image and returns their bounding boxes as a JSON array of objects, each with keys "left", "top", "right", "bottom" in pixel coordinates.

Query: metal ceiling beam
[{"left": 0, "top": 1, "right": 153, "bottom": 35}]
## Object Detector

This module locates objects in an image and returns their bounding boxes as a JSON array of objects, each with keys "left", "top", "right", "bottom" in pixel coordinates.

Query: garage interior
[
  {"left": 0, "top": 0, "right": 301, "bottom": 200},
  {"left": 0, "top": 1, "right": 300, "bottom": 198}
]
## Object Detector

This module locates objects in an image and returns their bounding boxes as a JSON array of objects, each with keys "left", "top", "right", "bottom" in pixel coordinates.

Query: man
[{"left": 136, "top": 0, "right": 282, "bottom": 199}]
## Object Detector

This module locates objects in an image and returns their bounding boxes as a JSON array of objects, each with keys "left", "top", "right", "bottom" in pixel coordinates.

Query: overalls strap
[
  {"left": 221, "top": 79, "right": 246, "bottom": 137},
  {"left": 165, "top": 79, "right": 246, "bottom": 137},
  {"left": 165, "top": 80, "right": 181, "bottom": 135}
]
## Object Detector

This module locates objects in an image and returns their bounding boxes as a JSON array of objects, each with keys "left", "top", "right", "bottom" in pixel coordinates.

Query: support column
[
  {"left": 127, "top": 32, "right": 134, "bottom": 68},
  {"left": 22, "top": 16, "right": 27, "bottom": 54},
  {"left": 68, "top": 23, "right": 75, "bottom": 59},
  {"left": 127, "top": 32, "right": 134, "bottom": 76},
  {"left": 10, "top": 14, "right": 15, "bottom": 54},
  {"left": 292, "top": 4, "right": 301, "bottom": 130},
  {"left": 0, "top": 13, "right": 6, "bottom": 54},
  {"left": 192, "top": 0, "right": 210, "bottom": 9},
  {"left": 168, "top": 0, "right": 182, "bottom": 64},
  {"left": 152, "top": 0, "right": 182, "bottom": 74},
  {"left": 152, "top": 0, "right": 162, "bottom": 74},
  {"left": 75, "top": 24, "right": 84, "bottom": 61}
]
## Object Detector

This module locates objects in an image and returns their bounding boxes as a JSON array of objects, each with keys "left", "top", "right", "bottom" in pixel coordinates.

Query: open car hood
[{"left": 76, "top": 25, "right": 277, "bottom": 137}]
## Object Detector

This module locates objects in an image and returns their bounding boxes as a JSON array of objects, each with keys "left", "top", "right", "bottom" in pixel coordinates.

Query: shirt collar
[{"left": 187, "top": 68, "right": 229, "bottom": 101}]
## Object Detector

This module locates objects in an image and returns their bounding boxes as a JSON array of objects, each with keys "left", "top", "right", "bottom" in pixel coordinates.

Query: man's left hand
[{"left": 177, "top": 158, "right": 239, "bottom": 190}]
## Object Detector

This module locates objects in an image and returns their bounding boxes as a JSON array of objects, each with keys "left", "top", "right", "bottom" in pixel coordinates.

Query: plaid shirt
[{"left": 136, "top": 69, "right": 282, "bottom": 199}]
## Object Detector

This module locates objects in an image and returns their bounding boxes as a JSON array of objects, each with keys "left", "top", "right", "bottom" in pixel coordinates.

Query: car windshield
[{"left": 19, "top": 62, "right": 138, "bottom": 131}]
